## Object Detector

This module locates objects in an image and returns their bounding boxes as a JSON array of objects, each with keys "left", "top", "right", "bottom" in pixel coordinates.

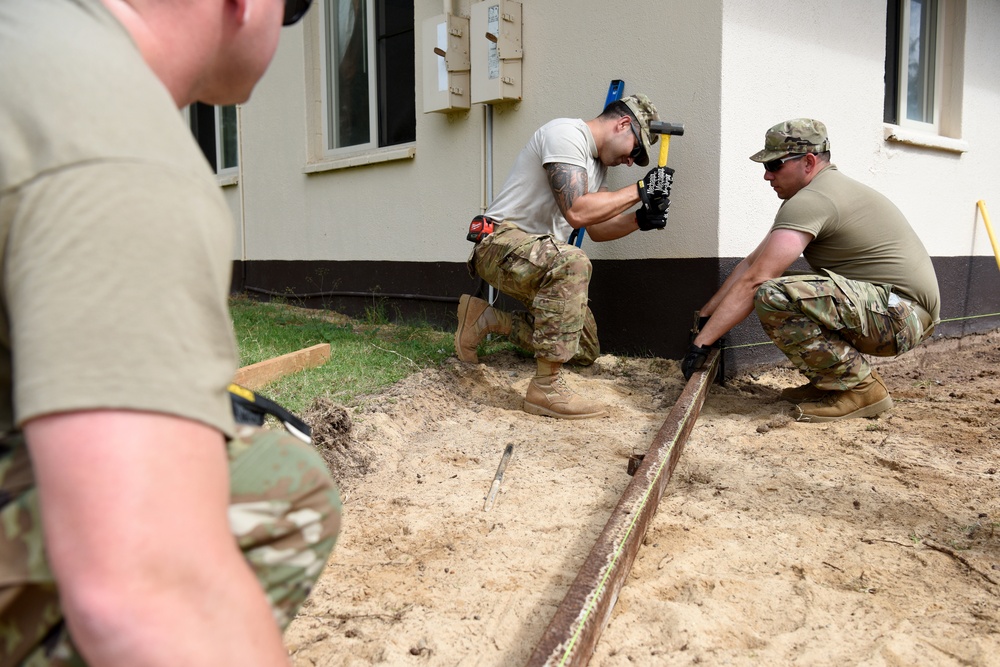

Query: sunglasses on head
[
  {"left": 763, "top": 153, "right": 807, "bottom": 173},
  {"left": 283, "top": 0, "right": 313, "bottom": 26},
  {"left": 628, "top": 120, "right": 643, "bottom": 161}
]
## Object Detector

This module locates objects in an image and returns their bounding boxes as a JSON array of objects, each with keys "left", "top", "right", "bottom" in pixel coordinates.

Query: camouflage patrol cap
[
  {"left": 621, "top": 94, "right": 660, "bottom": 167},
  {"left": 749, "top": 118, "right": 830, "bottom": 163}
]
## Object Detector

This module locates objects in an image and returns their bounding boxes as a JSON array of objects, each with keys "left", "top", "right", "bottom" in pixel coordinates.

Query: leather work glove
[
  {"left": 637, "top": 166, "right": 674, "bottom": 214},
  {"left": 681, "top": 343, "right": 712, "bottom": 380},
  {"left": 635, "top": 206, "right": 668, "bottom": 231}
]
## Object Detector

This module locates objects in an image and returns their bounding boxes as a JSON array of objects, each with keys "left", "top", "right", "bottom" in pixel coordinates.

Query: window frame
[
  {"left": 216, "top": 104, "right": 239, "bottom": 175},
  {"left": 897, "top": 0, "right": 944, "bottom": 133},
  {"left": 318, "top": 0, "right": 378, "bottom": 155},
  {"left": 884, "top": 0, "right": 967, "bottom": 147},
  {"left": 305, "top": 0, "right": 416, "bottom": 171},
  {"left": 186, "top": 103, "right": 239, "bottom": 180}
]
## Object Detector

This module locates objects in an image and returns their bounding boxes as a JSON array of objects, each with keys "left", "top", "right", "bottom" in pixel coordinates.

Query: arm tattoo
[{"left": 545, "top": 163, "right": 588, "bottom": 216}]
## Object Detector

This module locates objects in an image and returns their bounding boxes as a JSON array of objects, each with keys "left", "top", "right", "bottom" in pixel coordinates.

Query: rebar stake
[{"left": 484, "top": 443, "right": 514, "bottom": 512}]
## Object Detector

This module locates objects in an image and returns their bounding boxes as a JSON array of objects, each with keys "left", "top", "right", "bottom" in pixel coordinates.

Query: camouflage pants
[
  {"left": 754, "top": 272, "right": 932, "bottom": 390},
  {"left": 0, "top": 426, "right": 341, "bottom": 666},
  {"left": 470, "top": 222, "right": 599, "bottom": 365}
]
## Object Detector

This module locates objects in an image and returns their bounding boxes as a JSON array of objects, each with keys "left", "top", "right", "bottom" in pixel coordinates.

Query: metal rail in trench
[{"left": 524, "top": 349, "right": 721, "bottom": 667}]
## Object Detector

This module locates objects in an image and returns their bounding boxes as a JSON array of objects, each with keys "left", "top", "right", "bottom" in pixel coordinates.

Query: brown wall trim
[{"left": 232, "top": 256, "right": 1000, "bottom": 375}]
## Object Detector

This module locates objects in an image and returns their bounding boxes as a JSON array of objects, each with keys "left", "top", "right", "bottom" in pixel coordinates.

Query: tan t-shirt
[
  {"left": 0, "top": 0, "right": 238, "bottom": 435},
  {"left": 771, "top": 165, "right": 940, "bottom": 320}
]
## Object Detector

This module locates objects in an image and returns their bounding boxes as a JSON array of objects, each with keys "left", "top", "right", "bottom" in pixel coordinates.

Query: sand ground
[{"left": 285, "top": 329, "right": 1000, "bottom": 667}]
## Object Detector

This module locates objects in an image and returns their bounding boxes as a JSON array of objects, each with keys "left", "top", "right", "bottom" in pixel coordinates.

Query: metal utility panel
[
  {"left": 422, "top": 13, "right": 471, "bottom": 113},
  {"left": 470, "top": 0, "right": 522, "bottom": 104}
]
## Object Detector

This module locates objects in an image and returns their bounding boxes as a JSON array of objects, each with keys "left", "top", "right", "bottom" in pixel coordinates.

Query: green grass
[{"left": 229, "top": 295, "right": 463, "bottom": 414}]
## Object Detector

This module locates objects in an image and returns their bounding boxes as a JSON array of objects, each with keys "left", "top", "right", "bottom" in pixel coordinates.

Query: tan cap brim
[{"left": 750, "top": 148, "right": 793, "bottom": 163}]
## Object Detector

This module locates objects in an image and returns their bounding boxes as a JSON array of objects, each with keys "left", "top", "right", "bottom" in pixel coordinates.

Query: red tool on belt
[{"left": 467, "top": 215, "right": 496, "bottom": 243}]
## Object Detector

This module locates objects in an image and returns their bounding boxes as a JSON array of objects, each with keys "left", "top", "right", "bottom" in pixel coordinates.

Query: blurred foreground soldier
[
  {"left": 0, "top": 0, "right": 340, "bottom": 665},
  {"left": 456, "top": 95, "right": 673, "bottom": 419},
  {"left": 684, "top": 119, "right": 939, "bottom": 422}
]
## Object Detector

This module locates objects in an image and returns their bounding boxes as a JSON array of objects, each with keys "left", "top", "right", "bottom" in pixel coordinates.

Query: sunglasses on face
[
  {"left": 283, "top": 0, "right": 313, "bottom": 26},
  {"left": 763, "top": 153, "right": 806, "bottom": 173},
  {"left": 628, "top": 120, "right": 643, "bottom": 161}
]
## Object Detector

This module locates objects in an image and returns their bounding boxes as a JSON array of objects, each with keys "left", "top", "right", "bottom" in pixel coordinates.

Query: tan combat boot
[
  {"left": 794, "top": 369, "right": 893, "bottom": 422},
  {"left": 523, "top": 360, "right": 608, "bottom": 420},
  {"left": 780, "top": 381, "right": 830, "bottom": 403},
  {"left": 454, "top": 294, "right": 512, "bottom": 363}
]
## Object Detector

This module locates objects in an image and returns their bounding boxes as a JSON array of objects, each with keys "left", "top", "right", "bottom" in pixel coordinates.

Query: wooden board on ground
[{"left": 234, "top": 343, "right": 331, "bottom": 390}]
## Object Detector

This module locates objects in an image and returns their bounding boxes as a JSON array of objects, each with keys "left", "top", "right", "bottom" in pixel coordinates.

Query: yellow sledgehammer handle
[
  {"left": 658, "top": 137, "right": 670, "bottom": 168},
  {"left": 977, "top": 200, "right": 1000, "bottom": 273}
]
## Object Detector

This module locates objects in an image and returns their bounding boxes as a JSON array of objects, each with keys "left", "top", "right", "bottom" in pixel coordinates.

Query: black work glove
[
  {"left": 681, "top": 344, "right": 712, "bottom": 380},
  {"left": 635, "top": 206, "right": 668, "bottom": 231},
  {"left": 690, "top": 311, "right": 710, "bottom": 345},
  {"left": 637, "top": 166, "right": 674, "bottom": 214}
]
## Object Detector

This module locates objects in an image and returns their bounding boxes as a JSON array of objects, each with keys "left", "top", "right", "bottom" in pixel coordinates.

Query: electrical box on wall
[
  {"left": 470, "top": 0, "right": 522, "bottom": 105},
  {"left": 421, "top": 13, "right": 471, "bottom": 113}
]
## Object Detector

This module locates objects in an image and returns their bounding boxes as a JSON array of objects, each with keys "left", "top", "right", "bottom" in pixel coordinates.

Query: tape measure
[{"left": 228, "top": 383, "right": 312, "bottom": 444}]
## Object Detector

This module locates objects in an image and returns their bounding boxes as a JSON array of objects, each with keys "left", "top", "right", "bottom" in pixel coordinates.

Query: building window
[
  {"left": 884, "top": 0, "right": 966, "bottom": 137},
  {"left": 188, "top": 103, "right": 239, "bottom": 174},
  {"left": 319, "top": 0, "right": 415, "bottom": 154}
]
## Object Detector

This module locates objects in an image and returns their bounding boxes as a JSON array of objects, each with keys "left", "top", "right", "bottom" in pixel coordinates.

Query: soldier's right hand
[
  {"left": 681, "top": 343, "right": 711, "bottom": 379},
  {"left": 637, "top": 166, "right": 674, "bottom": 214}
]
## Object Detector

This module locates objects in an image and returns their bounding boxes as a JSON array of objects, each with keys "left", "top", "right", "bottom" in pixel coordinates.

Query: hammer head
[{"left": 649, "top": 121, "right": 685, "bottom": 137}]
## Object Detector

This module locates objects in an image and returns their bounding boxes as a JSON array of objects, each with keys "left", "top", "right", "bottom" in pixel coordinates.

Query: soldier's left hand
[{"left": 636, "top": 206, "right": 668, "bottom": 231}]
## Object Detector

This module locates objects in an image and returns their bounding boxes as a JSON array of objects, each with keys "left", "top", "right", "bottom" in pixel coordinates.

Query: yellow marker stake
[{"left": 977, "top": 200, "right": 1000, "bottom": 273}]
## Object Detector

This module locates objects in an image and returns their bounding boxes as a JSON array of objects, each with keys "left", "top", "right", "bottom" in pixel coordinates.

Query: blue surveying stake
[{"left": 569, "top": 79, "right": 625, "bottom": 248}]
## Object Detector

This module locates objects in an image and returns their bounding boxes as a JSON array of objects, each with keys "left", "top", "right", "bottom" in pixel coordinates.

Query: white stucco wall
[
  {"left": 227, "top": 0, "right": 1000, "bottom": 265},
  {"left": 888, "top": 0, "right": 1000, "bottom": 259},
  {"left": 225, "top": 1, "right": 725, "bottom": 263},
  {"left": 719, "top": 0, "right": 1000, "bottom": 260}
]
